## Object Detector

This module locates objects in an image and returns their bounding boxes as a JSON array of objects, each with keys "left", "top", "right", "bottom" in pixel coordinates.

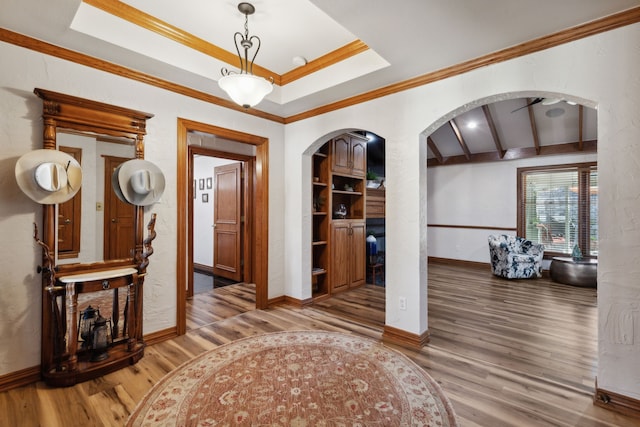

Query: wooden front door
[
  {"left": 104, "top": 156, "right": 136, "bottom": 260},
  {"left": 213, "top": 162, "right": 243, "bottom": 281}
]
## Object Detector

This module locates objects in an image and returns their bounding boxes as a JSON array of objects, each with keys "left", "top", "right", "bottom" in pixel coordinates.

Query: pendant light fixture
[{"left": 219, "top": 2, "right": 273, "bottom": 109}]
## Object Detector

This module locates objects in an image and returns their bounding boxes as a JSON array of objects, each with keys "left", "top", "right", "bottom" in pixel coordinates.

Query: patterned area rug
[{"left": 127, "top": 330, "right": 459, "bottom": 426}]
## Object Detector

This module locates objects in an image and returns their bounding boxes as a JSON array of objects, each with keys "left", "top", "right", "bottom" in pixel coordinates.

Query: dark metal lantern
[{"left": 90, "top": 313, "right": 111, "bottom": 362}]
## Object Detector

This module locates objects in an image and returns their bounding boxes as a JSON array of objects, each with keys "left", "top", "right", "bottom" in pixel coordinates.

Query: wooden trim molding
[
  {"left": 0, "top": 28, "right": 284, "bottom": 124},
  {"left": 427, "top": 224, "right": 517, "bottom": 231},
  {"left": 428, "top": 257, "right": 491, "bottom": 270},
  {"left": 2, "top": 8, "right": 639, "bottom": 123},
  {"left": 193, "top": 263, "right": 213, "bottom": 275},
  {"left": 284, "top": 7, "right": 640, "bottom": 123},
  {"left": 382, "top": 325, "right": 430, "bottom": 351},
  {"left": 144, "top": 327, "right": 178, "bottom": 347},
  {"left": 280, "top": 40, "right": 369, "bottom": 85},
  {"left": 269, "top": 295, "right": 314, "bottom": 308},
  {"left": 595, "top": 384, "right": 640, "bottom": 419},
  {"left": 0, "top": 366, "right": 41, "bottom": 393}
]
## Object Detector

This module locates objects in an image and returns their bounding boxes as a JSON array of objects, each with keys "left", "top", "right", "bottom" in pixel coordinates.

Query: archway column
[{"left": 382, "top": 133, "right": 429, "bottom": 349}]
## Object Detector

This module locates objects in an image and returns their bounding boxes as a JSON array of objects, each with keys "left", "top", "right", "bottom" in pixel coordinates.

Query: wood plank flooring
[{"left": 1, "top": 263, "right": 638, "bottom": 426}]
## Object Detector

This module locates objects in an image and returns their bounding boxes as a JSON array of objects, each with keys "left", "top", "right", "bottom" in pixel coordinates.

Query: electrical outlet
[{"left": 399, "top": 297, "right": 407, "bottom": 310}]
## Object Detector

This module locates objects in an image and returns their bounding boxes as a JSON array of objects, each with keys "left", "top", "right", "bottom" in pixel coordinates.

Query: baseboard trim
[
  {"left": 594, "top": 383, "right": 640, "bottom": 419},
  {"left": 0, "top": 365, "right": 41, "bottom": 393},
  {"left": 428, "top": 256, "right": 490, "bottom": 270},
  {"left": 194, "top": 263, "right": 213, "bottom": 275},
  {"left": 144, "top": 327, "right": 178, "bottom": 346},
  {"left": 268, "top": 295, "right": 314, "bottom": 308},
  {"left": 382, "top": 325, "right": 430, "bottom": 350}
]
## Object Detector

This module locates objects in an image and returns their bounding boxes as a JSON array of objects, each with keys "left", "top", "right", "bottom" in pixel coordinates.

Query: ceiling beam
[
  {"left": 526, "top": 98, "right": 541, "bottom": 155},
  {"left": 482, "top": 105, "right": 505, "bottom": 159},
  {"left": 427, "top": 137, "right": 444, "bottom": 164},
  {"left": 427, "top": 139, "right": 596, "bottom": 167},
  {"left": 449, "top": 119, "right": 471, "bottom": 160}
]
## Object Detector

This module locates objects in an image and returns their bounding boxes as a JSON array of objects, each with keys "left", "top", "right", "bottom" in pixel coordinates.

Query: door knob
[
  {"left": 111, "top": 218, "right": 118, "bottom": 223},
  {"left": 64, "top": 218, "right": 71, "bottom": 224}
]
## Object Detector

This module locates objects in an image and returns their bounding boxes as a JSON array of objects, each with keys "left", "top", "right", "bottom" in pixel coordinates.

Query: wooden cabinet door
[
  {"left": 331, "top": 222, "right": 350, "bottom": 292},
  {"left": 350, "top": 138, "right": 367, "bottom": 177},
  {"left": 331, "top": 136, "right": 351, "bottom": 175},
  {"left": 349, "top": 221, "right": 366, "bottom": 287}
]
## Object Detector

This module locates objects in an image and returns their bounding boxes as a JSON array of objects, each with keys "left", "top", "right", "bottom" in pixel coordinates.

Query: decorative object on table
[
  {"left": 112, "top": 159, "right": 166, "bottom": 206},
  {"left": 78, "top": 305, "right": 99, "bottom": 349},
  {"left": 126, "top": 330, "right": 459, "bottom": 427},
  {"left": 571, "top": 244, "right": 583, "bottom": 260},
  {"left": 366, "top": 232, "right": 378, "bottom": 264},
  {"left": 488, "top": 234, "right": 544, "bottom": 279},
  {"left": 334, "top": 203, "right": 347, "bottom": 219},
  {"left": 218, "top": 2, "right": 273, "bottom": 108},
  {"left": 15, "top": 149, "right": 83, "bottom": 204},
  {"left": 89, "top": 313, "right": 112, "bottom": 362}
]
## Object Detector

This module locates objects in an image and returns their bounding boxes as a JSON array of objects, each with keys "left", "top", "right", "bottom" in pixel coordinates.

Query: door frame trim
[
  {"left": 188, "top": 148, "right": 253, "bottom": 296},
  {"left": 177, "top": 118, "right": 269, "bottom": 335}
]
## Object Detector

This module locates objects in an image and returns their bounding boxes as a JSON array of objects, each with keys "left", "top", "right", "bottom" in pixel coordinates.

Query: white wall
[
  {"left": 427, "top": 152, "right": 597, "bottom": 263},
  {"left": 0, "top": 40, "right": 285, "bottom": 376},
  {"left": 283, "top": 24, "right": 640, "bottom": 399},
  {"left": 1, "top": 22, "right": 639, "bottom": 402}
]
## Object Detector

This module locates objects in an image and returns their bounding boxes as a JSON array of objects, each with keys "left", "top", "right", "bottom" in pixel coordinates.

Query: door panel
[
  {"left": 331, "top": 222, "right": 350, "bottom": 292},
  {"left": 331, "top": 136, "right": 351, "bottom": 175},
  {"left": 213, "top": 162, "right": 242, "bottom": 281},
  {"left": 350, "top": 139, "right": 367, "bottom": 177},
  {"left": 58, "top": 146, "right": 82, "bottom": 258},
  {"left": 104, "top": 156, "right": 136, "bottom": 260}
]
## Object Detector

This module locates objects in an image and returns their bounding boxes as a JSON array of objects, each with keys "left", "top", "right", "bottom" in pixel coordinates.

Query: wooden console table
[
  {"left": 43, "top": 267, "right": 144, "bottom": 386},
  {"left": 549, "top": 257, "right": 597, "bottom": 288}
]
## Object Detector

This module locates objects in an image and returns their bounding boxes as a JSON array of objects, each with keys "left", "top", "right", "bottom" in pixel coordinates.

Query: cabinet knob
[
  {"left": 102, "top": 280, "right": 110, "bottom": 290},
  {"left": 64, "top": 218, "right": 71, "bottom": 224}
]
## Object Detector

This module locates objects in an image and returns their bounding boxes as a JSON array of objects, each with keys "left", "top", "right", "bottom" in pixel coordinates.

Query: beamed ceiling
[{"left": 0, "top": 1, "right": 637, "bottom": 164}]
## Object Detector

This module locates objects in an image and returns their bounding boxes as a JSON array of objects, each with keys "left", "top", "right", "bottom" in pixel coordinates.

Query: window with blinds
[{"left": 518, "top": 163, "right": 598, "bottom": 257}]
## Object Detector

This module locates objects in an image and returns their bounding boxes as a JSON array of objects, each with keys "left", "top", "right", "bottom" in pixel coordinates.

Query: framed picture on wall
[
  {"left": 199, "top": 179, "right": 205, "bottom": 190},
  {"left": 193, "top": 179, "right": 196, "bottom": 198},
  {"left": 206, "top": 177, "right": 212, "bottom": 189},
  {"left": 202, "top": 193, "right": 209, "bottom": 203}
]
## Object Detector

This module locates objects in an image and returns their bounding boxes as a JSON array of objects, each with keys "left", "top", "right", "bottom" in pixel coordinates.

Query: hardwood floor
[{"left": 1, "top": 263, "right": 638, "bottom": 426}]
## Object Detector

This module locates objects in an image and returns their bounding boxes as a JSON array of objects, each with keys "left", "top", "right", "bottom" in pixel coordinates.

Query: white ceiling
[
  {"left": 1, "top": 0, "right": 637, "bottom": 116},
  {"left": 0, "top": 0, "right": 637, "bottom": 160}
]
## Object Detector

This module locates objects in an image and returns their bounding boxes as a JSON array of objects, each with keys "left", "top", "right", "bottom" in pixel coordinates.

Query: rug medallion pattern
[{"left": 127, "top": 331, "right": 458, "bottom": 426}]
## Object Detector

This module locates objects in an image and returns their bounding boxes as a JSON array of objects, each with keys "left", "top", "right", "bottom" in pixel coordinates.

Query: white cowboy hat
[
  {"left": 113, "top": 159, "right": 165, "bottom": 206},
  {"left": 15, "top": 149, "right": 82, "bottom": 204}
]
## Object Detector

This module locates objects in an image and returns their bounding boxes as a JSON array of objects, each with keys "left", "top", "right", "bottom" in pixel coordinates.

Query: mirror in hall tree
[
  {"left": 33, "top": 88, "right": 153, "bottom": 272},
  {"left": 56, "top": 133, "right": 136, "bottom": 264}
]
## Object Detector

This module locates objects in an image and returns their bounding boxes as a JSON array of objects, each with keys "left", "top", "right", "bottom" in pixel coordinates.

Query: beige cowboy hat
[
  {"left": 15, "top": 149, "right": 83, "bottom": 204},
  {"left": 113, "top": 159, "right": 165, "bottom": 206}
]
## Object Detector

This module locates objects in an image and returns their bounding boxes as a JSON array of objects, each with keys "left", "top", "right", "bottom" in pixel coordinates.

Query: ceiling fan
[{"left": 511, "top": 97, "right": 575, "bottom": 113}]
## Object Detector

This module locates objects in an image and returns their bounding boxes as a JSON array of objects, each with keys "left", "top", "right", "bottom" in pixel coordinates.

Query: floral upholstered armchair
[{"left": 488, "top": 234, "right": 544, "bottom": 279}]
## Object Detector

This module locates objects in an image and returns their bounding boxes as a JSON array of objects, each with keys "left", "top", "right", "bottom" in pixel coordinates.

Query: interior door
[
  {"left": 213, "top": 162, "right": 243, "bottom": 281},
  {"left": 104, "top": 156, "right": 136, "bottom": 260},
  {"left": 58, "top": 146, "right": 82, "bottom": 258}
]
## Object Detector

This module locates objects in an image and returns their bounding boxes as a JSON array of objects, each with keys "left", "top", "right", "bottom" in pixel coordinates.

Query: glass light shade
[{"left": 218, "top": 74, "right": 273, "bottom": 108}]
